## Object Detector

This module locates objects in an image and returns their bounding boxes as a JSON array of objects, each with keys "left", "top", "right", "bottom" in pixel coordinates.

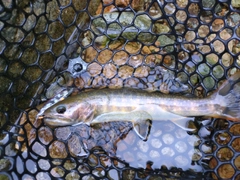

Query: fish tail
[{"left": 211, "top": 71, "right": 240, "bottom": 121}]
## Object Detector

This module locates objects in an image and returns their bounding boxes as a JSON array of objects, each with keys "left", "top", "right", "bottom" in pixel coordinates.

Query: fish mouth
[{"left": 43, "top": 116, "right": 75, "bottom": 127}]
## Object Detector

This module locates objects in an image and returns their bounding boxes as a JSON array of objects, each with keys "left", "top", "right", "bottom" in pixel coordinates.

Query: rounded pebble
[
  {"left": 87, "top": 62, "right": 102, "bottom": 77},
  {"left": 118, "top": 65, "right": 134, "bottom": 79},
  {"left": 103, "top": 63, "right": 117, "bottom": 79},
  {"left": 49, "top": 141, "right": 68, "bottom": 158}
]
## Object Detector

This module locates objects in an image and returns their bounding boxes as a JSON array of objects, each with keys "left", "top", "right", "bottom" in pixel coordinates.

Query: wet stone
[
  {"left": 0, "top": 158, "right": 12, "bottom": 171},
  {"left": 87, "top": 62, "right": 102, "bottom": 77},
  {"left": 125, "top": 42, "right": 142, "bottom": 54},
  {"left": 38, "top": 159, "right": 50, "bottom": 171},
  {"left": 88, "top": 154, "right": 98, "bottom": 167},
  {"left": 231, "top": 138, "right": 240, "bottom": 152},
  {"left": 49, "top": 141, "right": 68, "bottom": 159},
  {"left": 217, "top": 148, "right": 233, "bottom": 161},
  {"left": 100, "top": 155, "right": 112, "bottom": 168},
  {"left": 90, "top": 127, "right": 105, "bottom": 141},
  {"left": 78, "top": 164, "right": 90, "bottom": 174},
  {"left": 82, "top": 175, "right": 95, "bottom": 180},
  {"left": 38, "top": 127, "right": 53, "bottom": 145},
  {"left": 159, "top": 82, "right": 169, "bottom": 94},
  {"left": 54, "top": 127, "right": 71, "bottom": 141},
  {"left": 218, "top": 164, "right": 235, "bottom": 179},
  {"left": 74, "top": 77, "right": 85, "bottom": 89},
  {"left": 229, "top": 124, "right": 240, "bottom": 135},
  {"left": 108, "top": 169, "right": 119, "bottom": 180},
  {"left": 129, "top": 55, "right": 143, "bottom": 68},
  {"left": 16, "top": 156, "right": 24, "bottom": 174},
  {"left": 124, "top": 78, "right": 140, "bottom": 88},
  {"left": 215, "top": 132, "right": 231, "bottom": 145},
  {"left": 234, "top": 155, "right": 240, "bottom": 170},
  {"left": 113, "top": 51, "right": 128, "bottom": 65},
  {"left": 74, "top": 125, "right": 90, "bottom": 139},
  {"left": 32, "top": 142, "right": 47, "bottom": 157},
  {"left": 51, "top": 167, "right": 65, "bottom": 178},
  {"left": 198, "top": 126, "right": 211, "bottom": 138},
  {"left": 108, "top": 77, "right": 123, "bottom": 89},
  {"left": 118, "top": 65, "right": 134, "bottom": 79},
  {"left": 84, "top": 47, "right": 97, "bottom": 63},
  {"left": 201, "top": 144, "right": 212, "bottom": 154},
  {"left": 36, "top": 172, "right": 51, "bottom": 180},
  {"left": 97, "top": 49, "right": 113, "bottom": 64},
  {"left": 0, "top": 76, "right": 11, "bottom": 94},
  {"left": 92, "top": 167, "right": 105, "bottom": 177},
  {"left": 84, "top": 139, "right": 96, "bottom": 150},
  {"left": 92, "top": 76, "right": 107, "bottom": 88},
  {"left": 68, "top": 135, "right": 83, "bottom": 157},
  {"left": 113, "top": 159, "right": 126, "bottom": 169},
  {"left": 134, "top": 66, "right": 150, "bottom": 78},
  {"left": 26, "top": 159, "right": 37, "bottom": 174},
  {"left": 122, "top": 169, "right": 136, "bottom": 180},
  {"left": 148, "top": 74, "right": 157, "bottom": 83},
  {"left": 5, "top": 143, "right": 17, "bottom": 156},
  {"left": 103, "top": 63, "right": 117, "bottom": 79},
  {"left": 65, "top": 171, "right": 80, "bottom": 180},
  {"left": 63, "top": 159, "right": 76, "bottom": 170}
]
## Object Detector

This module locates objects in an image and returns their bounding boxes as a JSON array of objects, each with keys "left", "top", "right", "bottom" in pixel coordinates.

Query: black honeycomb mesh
[{"left": 1, "top": 0, "right": 240, "bottom": 179}]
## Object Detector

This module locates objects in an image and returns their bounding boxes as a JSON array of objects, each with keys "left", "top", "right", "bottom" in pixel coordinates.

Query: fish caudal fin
[{"left": 211, "top": 71, "right": 240, "bottom": 121}]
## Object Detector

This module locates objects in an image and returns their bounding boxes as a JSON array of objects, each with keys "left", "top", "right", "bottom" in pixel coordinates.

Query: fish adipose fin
[
  {"left": 211, "top": 71, "right": 240, "bottom": 121},
  {"left": 91, "top": 110, "right": 152, "bottom": 141}
]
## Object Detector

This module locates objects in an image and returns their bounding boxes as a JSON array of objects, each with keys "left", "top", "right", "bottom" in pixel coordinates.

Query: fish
[{"left": 41, "top": 72, "right": 240, "bottom": 141}]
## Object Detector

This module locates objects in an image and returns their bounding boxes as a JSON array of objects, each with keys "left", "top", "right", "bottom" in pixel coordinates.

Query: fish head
[{"left": 42, "top": 98, "right": 94, "bottom": 127}]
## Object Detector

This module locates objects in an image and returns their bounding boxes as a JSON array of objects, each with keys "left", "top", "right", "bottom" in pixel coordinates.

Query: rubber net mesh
[{"left": 1, "top": 0, "right": 240, "bottom": 179}]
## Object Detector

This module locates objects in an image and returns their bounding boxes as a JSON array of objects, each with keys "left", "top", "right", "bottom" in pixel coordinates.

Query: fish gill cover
[{"left": 0, "top": 0, "right": 240, "bottom": 179}]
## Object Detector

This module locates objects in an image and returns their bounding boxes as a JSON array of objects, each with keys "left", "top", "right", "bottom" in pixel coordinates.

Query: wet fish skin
[{"left": 42, "top": 72, "right": 240, "bottom": 140}]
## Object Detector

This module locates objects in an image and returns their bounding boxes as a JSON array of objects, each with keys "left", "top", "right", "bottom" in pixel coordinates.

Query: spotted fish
[{"left": 41, "top": 72, "right": 240, "bottom": 140}]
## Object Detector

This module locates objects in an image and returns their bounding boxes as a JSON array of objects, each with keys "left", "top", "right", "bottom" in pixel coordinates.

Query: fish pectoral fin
[
  {"left": 172, "top": 116, "right": 195, "bottom": 131},
  {"left": 130, "top": 110, "right": 152, "bottom": 141},
  {"left": 91, "top": 112, "right": 131, "bottom": 123},
  {"left": 133, "top": 118, "right": 152, "bottom": 141},
  {"left": 91, "top": 110, "right": 153, "bottom": 141}
]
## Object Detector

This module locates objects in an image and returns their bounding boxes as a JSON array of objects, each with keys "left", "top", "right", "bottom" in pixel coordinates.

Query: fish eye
[{"left": 56, "top": 106, "right": 66, "bottom": 114}]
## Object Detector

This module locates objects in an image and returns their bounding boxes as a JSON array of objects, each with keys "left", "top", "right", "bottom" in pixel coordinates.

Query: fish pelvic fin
[{"left": 211, "top": 71, "right": 240, "bottom": 121}]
